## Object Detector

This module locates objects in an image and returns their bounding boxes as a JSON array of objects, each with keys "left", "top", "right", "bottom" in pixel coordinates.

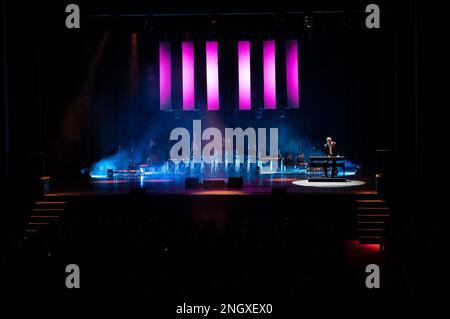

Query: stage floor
[{"left": 47, "top": 173, "right": 376, "bottom": 197}]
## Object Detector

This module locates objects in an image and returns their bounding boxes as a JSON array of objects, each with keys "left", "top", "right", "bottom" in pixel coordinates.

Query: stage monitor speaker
[
  {"left": 272, "top": 187, "right": 287, "bottom": 195},
  {"left": 227, "top": 177, "right": 243, "bottom": 188},
  {"left": 185, "top": 177, "right": 201, "bottom": 189},
  {"left": 203, "top": 179, "right": 226, "bottom": 189}
]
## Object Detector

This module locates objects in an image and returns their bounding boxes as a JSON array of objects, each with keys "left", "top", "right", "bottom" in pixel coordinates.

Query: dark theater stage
[{"left": 1, "top": 0, "right": 448, "bottom": 305}]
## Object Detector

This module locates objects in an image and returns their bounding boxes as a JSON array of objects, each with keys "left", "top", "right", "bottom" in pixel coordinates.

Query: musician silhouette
[{"left": 323, "top": 137, "right": 339, "bottom": 177}]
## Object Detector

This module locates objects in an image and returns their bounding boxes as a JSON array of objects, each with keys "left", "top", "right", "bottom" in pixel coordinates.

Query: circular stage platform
[{"left": 292, "top": 179, "right": 366, "bottom": 188}]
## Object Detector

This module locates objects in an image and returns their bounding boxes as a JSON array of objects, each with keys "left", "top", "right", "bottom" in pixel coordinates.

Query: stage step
[
  {"left": 358, "top": 236, "right": 382, "bottom": 244},
  {"left": 356, "top": 207, "right": 389, "bottom": 211},
  {"left": 35, "top": 201, "right": 67, "bottom": 205},
  {"left": 357, "top": 221, "right": 385, "bottom": 229},
  {"left": 356, "top": 199, "right": 385, "bottom": 203},
  {"left": 357, "top": 214, "right": 390, "bottom": 222},
  {"left": 358, "top": 228, "right": 383, "bottom": 237},
  {"left": 355, "top": 195, "right": 390, "bottom": 245},
  {"left": 32, "top": 208, "right": 65, "bottom": 212},
  {"left": 24, "top": 199, "right": 67, "bottom": 237},
  {"left": 356, "top": 199, "right": 387, "bottom": 207}
]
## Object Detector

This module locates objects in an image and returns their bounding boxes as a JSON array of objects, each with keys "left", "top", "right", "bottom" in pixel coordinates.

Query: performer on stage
[{"left": 323, "top": 137, "right": 339, "bottom": 177}]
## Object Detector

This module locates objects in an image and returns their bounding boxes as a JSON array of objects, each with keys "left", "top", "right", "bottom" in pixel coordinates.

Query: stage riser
[{"left": 308, "top": 178, "right": 347, "bottom": 182}]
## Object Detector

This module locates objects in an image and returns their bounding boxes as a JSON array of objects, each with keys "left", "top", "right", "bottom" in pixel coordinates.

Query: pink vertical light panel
[
  {"left": 263, "top": 40, "right": 276, "bottom": 109},
  {"left": 238, "top": 41, "right": 251, "bottom": 110},
  {"left": 206, "top": 41, "right": 219, "bottom": 110},
  {"left": 182, "top": 42, "right": 195, "bottom": 110},
  {"left": 159, "top": 42, "right": 171, "bottom": 110},
  {"left": 286, "top": 40, "right": 299, "bottom": 108}
]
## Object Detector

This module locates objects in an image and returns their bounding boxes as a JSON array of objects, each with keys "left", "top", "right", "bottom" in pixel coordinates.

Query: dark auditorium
[{"left": 0, "top": 0, "right": 448, "bottom": 309}]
